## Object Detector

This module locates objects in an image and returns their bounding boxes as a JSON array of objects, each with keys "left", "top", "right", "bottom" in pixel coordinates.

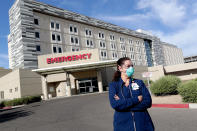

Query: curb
[
  {"left": 0, "top": 105, "right": 25, "bottom": 111},
  {"left": 152, "top": 104, "right": 197, "bottom": 109}
]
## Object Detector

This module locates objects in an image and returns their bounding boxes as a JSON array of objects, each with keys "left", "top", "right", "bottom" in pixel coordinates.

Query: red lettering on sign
[
  {"left": 46, "top": 53, "right": 92, "bottom": 64},
  {"left": 72, "top": 55, "right": 76, "bottom": 61},
  {"left": 47, "top": 58, "right": 51, "bottom": 64},
  {"left": 67, "top": 56, "right": 72, "bottom": 61},
  {"left": 87, "top": 53, "right": 92, "bottom": 59},
  {"left": 76, "top": 54, "right": 82, "bottom": 60},
  {"left": 82, "top": 54, "right": 87, "bottom": 59}
]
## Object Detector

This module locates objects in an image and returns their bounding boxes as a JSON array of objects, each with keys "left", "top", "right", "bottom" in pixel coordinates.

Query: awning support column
[
  {"left": 97, "top": 70, "right": 103, "bottom": 93},
  {"left": 41, "top": 75, "right": 48, "bottom": 100},
  {"left": 66, "top": 72, "right": 72, "bottom": 96}
]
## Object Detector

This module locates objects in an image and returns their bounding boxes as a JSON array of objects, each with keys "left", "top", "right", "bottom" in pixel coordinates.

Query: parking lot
[{"left": 1, "top": 93, "right": 197, "bottom": 131}]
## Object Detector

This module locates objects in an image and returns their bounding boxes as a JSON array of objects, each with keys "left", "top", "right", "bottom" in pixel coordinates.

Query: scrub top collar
[{"left": 119, "top": 77, "right": 135, "bottom": 87}]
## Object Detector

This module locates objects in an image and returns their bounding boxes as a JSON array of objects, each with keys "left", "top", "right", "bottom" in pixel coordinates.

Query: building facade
[
  {"left": 33, "top": 48, "right": 148, "bottom": 100},
  {"left": 0, "top": 69, "right": 42, "bottom": 101},
  {"left": 8, "top": 0, "right": 184, "bottom": 70},
  {"left": 148, "top": 62, "right": 197, "bottom": 82},
  {"left": 184, "top": 55, "right": 197, "bottom": 63},
  {"left": 161, "top": 42, "right": 184, "bottom": 66}
]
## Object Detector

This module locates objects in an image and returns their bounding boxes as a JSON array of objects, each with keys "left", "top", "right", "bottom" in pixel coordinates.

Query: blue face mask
[{"left": 126, "top": 67, "right": 134, "bottom": 77}]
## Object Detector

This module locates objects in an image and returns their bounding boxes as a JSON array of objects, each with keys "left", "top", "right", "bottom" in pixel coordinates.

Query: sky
[{"left": 0, "top": 0, "right": 197, "bottom": 69}]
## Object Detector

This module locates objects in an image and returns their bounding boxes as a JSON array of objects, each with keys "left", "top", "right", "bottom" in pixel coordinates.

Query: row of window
[
  {"left": 34, "top": 18, "right": 143, "bottom": 45},
  {"left": 9, "top": 87, "right": 18, "bottom": 93}
]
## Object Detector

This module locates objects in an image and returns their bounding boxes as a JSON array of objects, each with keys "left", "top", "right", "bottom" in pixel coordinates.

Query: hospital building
[{"left": 0, "top": 0, "right": 186, "bottom": 100}]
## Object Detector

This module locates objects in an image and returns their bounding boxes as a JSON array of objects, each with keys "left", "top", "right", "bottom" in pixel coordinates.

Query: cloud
[
  {"left": 51, "top": 0, "right": 84, "bottom": 10},
  {"left": 137, "top": 0, "right": 186, "bottom": 27},
  {"left": 0, "top": 54, "right": 8, "bottom": 59},
  {"left": 95, "top": 12, "right": 155, "bottom": 30},
  {"left": 150, "top": 18, "right": 197, "bottom": 56},
  {"left": 0, "top": 35, "right": 8, "bottom": 38},
  {"left": 0, "top": 54, "right": 9, "bottom": 68}
]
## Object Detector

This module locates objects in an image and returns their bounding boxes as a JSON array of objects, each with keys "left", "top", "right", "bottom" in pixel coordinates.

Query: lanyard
[{"left": 121, "top": 79, "right": 133, "bottom": 100}]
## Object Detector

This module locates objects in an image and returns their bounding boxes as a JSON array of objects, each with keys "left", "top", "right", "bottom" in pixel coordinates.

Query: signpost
[{"left": 142, "top": 72, "right": 152, "bottom": 94}]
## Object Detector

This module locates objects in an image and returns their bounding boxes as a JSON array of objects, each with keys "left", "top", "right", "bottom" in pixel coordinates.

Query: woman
[{"left": 109, "top": 57, "right": 154, "bottom": 131}]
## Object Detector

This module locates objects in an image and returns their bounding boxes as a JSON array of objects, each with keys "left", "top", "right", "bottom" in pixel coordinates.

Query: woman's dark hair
[{"left": 112, "top": 57, "right": 131, "bottom": 81}]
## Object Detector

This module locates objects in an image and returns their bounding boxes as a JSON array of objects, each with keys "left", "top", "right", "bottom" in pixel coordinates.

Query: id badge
[{"left": 131, "top": 83, "right": 139, "bottom": 90}]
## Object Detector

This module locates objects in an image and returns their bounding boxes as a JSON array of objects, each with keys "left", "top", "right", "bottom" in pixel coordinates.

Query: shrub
[
  {"left": 178, "top": 81, "right": 197, "bottom": 103},
  {"left": 143, "top": 79, "right": 153, "bottom": 87},
  {"left": 193, "top": 78, "right": 197, "bottom": 82},
  {"left": 0, "top": 101, "right": 5, "bottom": 108},
  {"left": 0, "top": 95, "right": 41, "bottom": 107},
  {"left": 150, "top": 75, "right": 181, "bottom": 96}
]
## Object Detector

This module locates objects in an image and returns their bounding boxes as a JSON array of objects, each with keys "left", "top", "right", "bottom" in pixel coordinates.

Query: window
[
  {"left": 122, "top": 53, "right": 127, "bottom": 57},
  {"left": 51, "top": 22, "right": 55, "bottom": 29},
  {"left": 36, "top": 45, "right": 41, "bottom": 52},
  {"left": 9, "top": 89, "right": 12, "bottom": 93},
  {"left": 15, "top": 87, "right": 18, "bottom": 92},
  {"left": 70, "top": 36, "right": 79, "bottom": 45},
  {"left": 137, "top": 47, "right": 141, "bottom": 52},
  {"left": 52, "top": 45, "right": 62, "bottom": 53},
  {"left": 0, "top": 91, "right": 4, "bottom": 99},
  {"left": 53, "top": 45, "right": 57, "bottom": 53},
  {"left": 34, "top": 18, "right": 39, "bottom": 25},
  {"left": 120, "top": 44, "right": 126, "bottom": 51},
  {"left": 70, "top": 25, "right": 78, "bottom": 34},
  {"left": 86, "top": 39, "right": 94, "bottom": 47},
  {"left": 74, "top": 27, "right": 77, "bottom": 33},
  {"left": 120, "top": 37, "right": 124, "bottom": 43},
  {"left": 58, "top": 46, "right": 62, "bottom": 53},
  {"left": 98, "top": 32, "right": 105, "bottom": 39},
  {"left": 52, "top": 34, "right": 56, "bottom": 41},
  {"left": 129, "top": 39, "right": 133, "bottom": 44},
  {"left": 136, "top": 40, "right": 140, "bottom": 46},
  {"left": 35, "top": 32, "right": 40, "bottom": 38},
  {"left": 85, "top": 29, "right": 92, "bottom": 37},
  {"left": 111, "top": 42, "right": 116, "bottom": 50},
  {"left": 130, "top": 47, "right": 134, "bottom": 52},
  {"left": 56, "top": 23, "right": 60, "bottom": 30},
  {"left": 131, "top": 54, "right": 135, "bottom": 59},
  {"left": 99, "top": 41, "right": 106, "bottom": 49},
  {"left": 75, "top": 37, "right": 78, "bottom": 44},
  {"left": 70, "top": 26, "right": 73, "bottom": 32},
  {"left": 50, "top": 21, "right": 60, "bottom": 31},
  {"left": 100, "top": 50, "right": 107, "bottom": 58},
  {"left": 71, "top": 47, "right": 80, "bottom": 52},
  {"left": 110, "top": 35, "right": 115, "bottom": 41},
  {"left": 112, "top": 52, "right": 118, "bottom": 59},
  {"left": 57, "top": 34, "right": 61, "bottom": 41},
  {"left": 51, "top": 33, "right": 62, "bottom": 43}
]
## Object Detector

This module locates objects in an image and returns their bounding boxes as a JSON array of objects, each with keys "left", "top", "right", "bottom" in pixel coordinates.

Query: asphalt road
[{"left": 0, "top": 93, "right": 197, "bottom": 131}]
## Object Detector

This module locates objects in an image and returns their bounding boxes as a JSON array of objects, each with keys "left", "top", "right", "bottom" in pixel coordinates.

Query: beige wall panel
[
  {"left": 56, "top": 81, "right": 67, "bottom": 97},
  {"left": 164, "top": 62, "right": 197, "bottom": 73},
  {"left": 0, "top": 69, "right": 21, "bottom": 100},
  {"left": 148, "top": 65, "right": 165, "bottom": 81},
  {"left": 20, "top": 69, "right": 42, "bottom": 97},
  {"left": 46, "top": 73, "right": 67, "bottom": 83}
]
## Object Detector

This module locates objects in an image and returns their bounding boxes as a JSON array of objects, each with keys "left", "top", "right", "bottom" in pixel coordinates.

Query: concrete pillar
[
  {"left": 76, "top": 79, "right": 80, "bottom": 94},
  {"left": 66, "top": 72, "right": 72, "bottom": 96},
  {"left": 97, "top": 70, "right": 103, "bottom": 93},
  {"left": 41, "top": 75, "right": 48, "bottom": 100}
]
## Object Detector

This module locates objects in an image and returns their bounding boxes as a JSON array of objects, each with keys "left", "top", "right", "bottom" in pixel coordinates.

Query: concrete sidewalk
[
  {"left": 151, "top": 95, "right": 197, "bottom": 109},
  {"left": 152, "top": 95, "right": 183, "bottom": 104}
]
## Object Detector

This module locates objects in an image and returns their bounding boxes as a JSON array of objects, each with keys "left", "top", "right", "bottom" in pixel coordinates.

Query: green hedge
[
  {"left": 178, "top": 80, "right": 197, "bottom": 103},
  {"left": 0, "top": 95, "right": 41, "bottom": 107},
  {"left": 150, "top": 75, "right": 181, "bottom": 96},
  {"left": 143, "top": 79, "right": 153, "bottom": 86}
]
